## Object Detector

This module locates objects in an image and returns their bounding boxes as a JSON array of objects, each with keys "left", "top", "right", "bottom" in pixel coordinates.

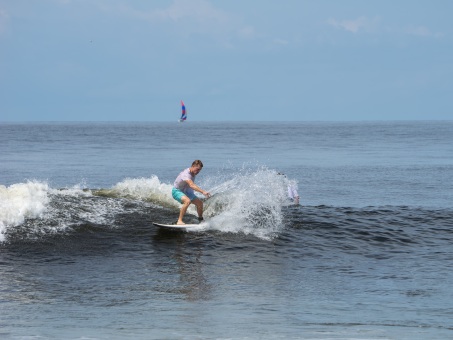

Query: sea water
[{"left": 1, "top": 121, "right": 453, "bottom": 339}]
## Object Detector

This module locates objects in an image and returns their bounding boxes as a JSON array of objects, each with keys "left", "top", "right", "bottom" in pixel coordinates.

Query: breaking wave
[{"left": 0, "top": 168, "right": 296, "bottom": 242}]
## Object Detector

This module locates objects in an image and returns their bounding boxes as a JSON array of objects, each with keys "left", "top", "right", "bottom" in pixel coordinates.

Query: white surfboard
[{"left": 152, "top": 222, "right": 205, "bottom": 231}]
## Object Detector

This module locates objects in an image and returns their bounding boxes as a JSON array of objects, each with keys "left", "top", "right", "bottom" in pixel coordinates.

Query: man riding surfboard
[{"left": 172, "top": 160, "right": 211, "bottom": 225}]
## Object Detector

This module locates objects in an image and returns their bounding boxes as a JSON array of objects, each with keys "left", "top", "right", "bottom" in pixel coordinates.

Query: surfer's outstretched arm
[{"left": 185, "top": 179, "right": 211, "bottom": 198}]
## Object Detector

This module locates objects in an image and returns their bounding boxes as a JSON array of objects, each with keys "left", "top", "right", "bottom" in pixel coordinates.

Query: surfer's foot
[
  {"left": 176, "top": 221, "right": 186, "bottom": 225},
  {"left": 198, "top": 217, "right": 204, "bottom": 222}
]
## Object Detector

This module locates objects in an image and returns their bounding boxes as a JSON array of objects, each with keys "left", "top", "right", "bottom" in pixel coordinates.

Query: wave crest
[{"left": 0, "top": 181, "right": 49, "bottom": 241}]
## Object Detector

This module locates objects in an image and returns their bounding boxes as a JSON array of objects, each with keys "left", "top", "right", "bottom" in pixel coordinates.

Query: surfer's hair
[{"left": 192, "top": 160, "right": 203, "bottom": 168}]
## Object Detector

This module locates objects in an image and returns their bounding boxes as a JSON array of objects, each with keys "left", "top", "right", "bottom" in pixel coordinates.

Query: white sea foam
[
  {"left": 111, "top": 175, "right": 178, "bottom": 207},
  {"left": 52, "top": 182, "right": 92, "bottom": 197},
  {"left": 0, "top": 181, "right": 50, "bottom": 241},
  {"left": 51, "top": 185, "right": 125, "bottom": 228},
  {"left": 0, "top": 181, "right": 120, "bottom": 241}
]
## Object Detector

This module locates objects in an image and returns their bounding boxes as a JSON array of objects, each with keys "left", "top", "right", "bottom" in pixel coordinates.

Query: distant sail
[{"left": 179, "top": 100, "right": 187, "bottom": 122}]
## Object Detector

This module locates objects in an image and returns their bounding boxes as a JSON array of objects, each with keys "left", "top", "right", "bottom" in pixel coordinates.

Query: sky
[{"left": 1, "top": 0, "right": 452, "bottom": 121}]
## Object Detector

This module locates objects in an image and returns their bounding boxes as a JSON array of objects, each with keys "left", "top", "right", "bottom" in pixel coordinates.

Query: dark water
[{"left": 1, "top": 121, "right": 453, "bottom": 339}]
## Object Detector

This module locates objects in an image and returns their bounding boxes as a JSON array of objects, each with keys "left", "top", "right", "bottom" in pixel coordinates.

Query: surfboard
[{"left": 152, "top": 222, "right": 205, "bottom": 231}]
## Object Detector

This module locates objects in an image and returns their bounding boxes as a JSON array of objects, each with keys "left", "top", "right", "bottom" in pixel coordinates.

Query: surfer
[{"left": 172, "top": 160, "right": 211, "bottom": 225}]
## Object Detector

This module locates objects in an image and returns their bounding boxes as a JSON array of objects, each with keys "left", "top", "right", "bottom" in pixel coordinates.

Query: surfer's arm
[{"left": 185, "top": 179, "right": 211, "bottom": 197}]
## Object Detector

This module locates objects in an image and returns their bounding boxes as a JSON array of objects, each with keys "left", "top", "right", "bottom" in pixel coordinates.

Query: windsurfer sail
[{"left": 179, "top": 100, "right": 187, "bottom": 122}]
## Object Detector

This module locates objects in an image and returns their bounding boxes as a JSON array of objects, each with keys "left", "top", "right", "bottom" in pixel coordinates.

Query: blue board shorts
[{"left": 172, "top": 187, "right": 197, "bottom": 203}]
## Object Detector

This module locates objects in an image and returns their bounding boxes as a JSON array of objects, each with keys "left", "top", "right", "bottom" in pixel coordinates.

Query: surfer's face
[{"left": 190, "top": 166, "right": 202, "bottom": 175}]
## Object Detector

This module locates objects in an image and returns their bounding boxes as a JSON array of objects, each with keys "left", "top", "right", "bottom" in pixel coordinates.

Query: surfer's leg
[
  {"left": 177, "top": 195, "right": 191, "bottom": 225},
  {"left": 192, "top": 198, "right": 203, "bottom": 219}
]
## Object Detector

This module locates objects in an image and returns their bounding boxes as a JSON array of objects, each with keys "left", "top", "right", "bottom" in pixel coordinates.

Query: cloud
[
  {"left": 327, "top": 15, "right": 443, "bottom": 40},
  {"left": 151, "top": 0, "right": 230, "bottom": 24},
  {"left": 99, "top": 0, "right": 254, "bottom": 45},
  {"left": 327, "top": 16, "right": 379, "bottom": 33},
  {"left": 101, "top": 0, "right": 231, "bottom": 28},
  {"left": 238, "top": 25, "right": 255, "bottom": 39},
  {"left": 404, "top": 25, "right": 443, "bottom": 38},
  {"left": 273, "top": 38, "right": 289, "bottom": 45}
]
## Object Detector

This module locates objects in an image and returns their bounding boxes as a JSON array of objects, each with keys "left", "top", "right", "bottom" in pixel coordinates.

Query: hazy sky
[{"left": 1, "top": 0, "right": 452, "bottom": 121}]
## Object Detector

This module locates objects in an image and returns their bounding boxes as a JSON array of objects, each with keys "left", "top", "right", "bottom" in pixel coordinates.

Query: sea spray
[
  {"left": 202, "top": 167, "right": 291, "bottom": 239},
  {"left": 104, "top": 168, "right": 295, "bottom": 239}
]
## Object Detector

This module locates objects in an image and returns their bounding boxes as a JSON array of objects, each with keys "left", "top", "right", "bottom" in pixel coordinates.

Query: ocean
[{"left": 1, "top": 121, "right": 452, "bottom": 339}]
